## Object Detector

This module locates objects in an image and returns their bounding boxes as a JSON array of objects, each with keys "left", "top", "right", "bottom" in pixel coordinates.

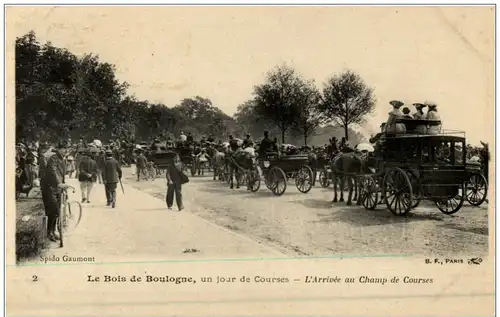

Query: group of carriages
[{"left": 143, "top": 117, "right": 488, "bottom": 216}]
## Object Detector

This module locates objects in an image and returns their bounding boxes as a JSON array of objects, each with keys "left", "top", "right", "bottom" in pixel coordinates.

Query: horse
[
  {"left": 329, "top": 151, "right": 364, "bottom": 205},
  {"left": 228, "top": 148, "right": 254, "bottom": 190},
  {"left": 206, "top": 145, "right": 226, "bottom": 181}
]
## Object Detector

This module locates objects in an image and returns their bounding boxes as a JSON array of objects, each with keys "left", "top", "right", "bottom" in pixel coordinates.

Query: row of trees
[
  {"left": 16, "top": 31, "right": 375, "bottom": 146},
  {"left": 16, "top": 31, "right": 236, "bottom": 143},
  {"left": 235, "top": 65, "right": 376, "bottom": 145}
]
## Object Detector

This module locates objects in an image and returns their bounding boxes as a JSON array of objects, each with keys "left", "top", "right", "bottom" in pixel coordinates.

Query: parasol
[{"left": 356, "top": 143, "right": 375, "bottom": 152}]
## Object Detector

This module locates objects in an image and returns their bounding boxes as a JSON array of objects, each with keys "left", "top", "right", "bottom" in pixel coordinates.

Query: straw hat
[
  {"left": 389, "top": 100, "right": 404, "bottom": 108},
  {"left": 413, "top": 103, "right": 427, "bottom": 109},
  {"left": 425, "top": 101, "right": 437, "bottom": 110}
]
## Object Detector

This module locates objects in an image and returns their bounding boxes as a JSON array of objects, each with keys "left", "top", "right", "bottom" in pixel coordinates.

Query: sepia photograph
[{"left": 6, "top": 3, "right": 495, "bottom": 316}]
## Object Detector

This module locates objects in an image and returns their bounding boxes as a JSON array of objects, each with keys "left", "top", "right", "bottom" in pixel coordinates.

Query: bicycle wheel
[
  {"left": 58, "top": 206, "right": 65, "bottom": 248},
  {"left": 65, "top": 201, "right": 83, "bottom": 231}
]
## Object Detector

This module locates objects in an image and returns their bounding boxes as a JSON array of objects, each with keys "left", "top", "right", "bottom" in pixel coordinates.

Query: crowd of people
[{"left": 15, "top": 100, "right": 490, "bottom": 242}]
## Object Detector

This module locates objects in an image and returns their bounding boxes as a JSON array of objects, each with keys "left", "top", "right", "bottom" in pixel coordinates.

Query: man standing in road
[
  {"left": 41, "top": 140, "right": 70, "bottom": 242},
  {"left": 135, "top": 149, "right": 148, "bottom": 181},
  {"left": 166, "top": 154, "right": 185, "bottom": 211},
  {"left": 102, "top": 150, "right": 122, "bottom": 208}
]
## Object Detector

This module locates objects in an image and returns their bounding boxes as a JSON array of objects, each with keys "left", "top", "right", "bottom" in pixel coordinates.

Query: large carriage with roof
[{"left": 358, "top": 118, "right": 488, "bottom": 216}]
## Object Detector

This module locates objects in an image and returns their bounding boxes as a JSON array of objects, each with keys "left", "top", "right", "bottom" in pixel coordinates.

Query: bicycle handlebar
[{"left": 60, "top": 185, "right": 76, "bottom": 193}]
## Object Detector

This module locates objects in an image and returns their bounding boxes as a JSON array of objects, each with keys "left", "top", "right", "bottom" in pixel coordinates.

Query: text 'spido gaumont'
[{"left": 40, "top": 255, "right": 96, "bottom": 263}]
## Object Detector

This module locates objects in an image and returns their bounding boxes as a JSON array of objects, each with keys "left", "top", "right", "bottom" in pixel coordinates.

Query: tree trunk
[
  {"left": 304, "top": 133, "right": 308, "bottom": 146},
  {"left": 344, "top": 125, "right": 349, "bottom": 141},
  {"left": 281, "top": 129, "right": 285, "bottom": 143}
]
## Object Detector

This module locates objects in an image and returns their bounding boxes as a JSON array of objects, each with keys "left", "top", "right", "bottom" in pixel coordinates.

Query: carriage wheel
[
  {"left": 406, "top": 172, "right": 421, "bottom": 209},
  {"left": 319, "top": 169, "right": 330, "bottom": 188},
  {"left": 383, "top": 168, "right": 413, "bottom": 216},
  {"left": 465, "top": 173, "right": 488, "bottom": 206},
  {"left": 248, "top": 170, "right": 261, "bottom": 192},
  {"left": 360, "top": 175, "right": 378, "bottom": 210},
  {"left": 268, "top": 167, "right": 287, "bottom": 196},
  {"left": 295, "top": 165, "right": 313, "bottom": 193},
  {"left": 436, "top": 184, "right": 465, "bottom": 215}
]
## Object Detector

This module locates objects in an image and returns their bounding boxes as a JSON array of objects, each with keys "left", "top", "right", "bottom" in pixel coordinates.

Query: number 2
[{"left": 32, "top": 275, "right": 38, "bottom": 282}]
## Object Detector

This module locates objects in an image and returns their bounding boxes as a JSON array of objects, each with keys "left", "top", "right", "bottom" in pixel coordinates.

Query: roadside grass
[{"left": 16, "top": 187, "right": 48, "bottom": 263}]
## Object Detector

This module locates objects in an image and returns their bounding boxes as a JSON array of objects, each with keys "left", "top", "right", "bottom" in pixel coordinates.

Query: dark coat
[
  {"left": 102, "top": 157, "right": 122, "bottom": 183},
  {"left": 136, "top": 154, "right": 148, "bottom": 168},
  {"left": 43, "top": 153, "right": 66, "bottom": 189},
  {"left": 78, "top": 156, "right": 99, "bottom": 182}
]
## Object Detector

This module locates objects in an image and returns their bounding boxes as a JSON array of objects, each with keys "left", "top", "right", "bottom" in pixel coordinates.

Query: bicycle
[{"left": 58, "top": 185, "right": 83, "bottom": 248}]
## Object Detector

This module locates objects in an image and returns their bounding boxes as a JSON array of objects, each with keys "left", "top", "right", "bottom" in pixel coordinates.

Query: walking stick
[{"left": 119, "top": 177, "right": 125, "bottom": 194}]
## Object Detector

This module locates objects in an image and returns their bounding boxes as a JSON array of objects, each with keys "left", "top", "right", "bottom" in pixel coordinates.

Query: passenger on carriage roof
[
  {"left": 412, "top": 103, "right": 428, "bottom": 134},
  {"left": 425, "top": 102, "right": 442, "bottom": 135},
  {"left": 402, "top": 107, "right": 413, "bottom": 120},
  {"left": 385, "top": 100, "right": 406, "bottom": 134}
]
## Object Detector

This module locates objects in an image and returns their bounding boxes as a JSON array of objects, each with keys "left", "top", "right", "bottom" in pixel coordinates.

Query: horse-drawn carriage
[
  {"left": 246, "top": 152, "right": 315, "bottom": 196},
  {"left": 356, "top": 119, "right": 488, "bottom": 216},
  {"left": 148, "top": 145, "right": 198, "bottom": 177}
]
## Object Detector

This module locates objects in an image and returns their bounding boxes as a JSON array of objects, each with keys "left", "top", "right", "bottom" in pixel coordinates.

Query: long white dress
[
  {"left": 426, "top": 110, "right": 442, "bottom": 135},
  {"left": 413, "top": 111, "right": 427, "bottom": 134},
  {"left": 385, "top": 109, "right": 406, "bottom": 134}
]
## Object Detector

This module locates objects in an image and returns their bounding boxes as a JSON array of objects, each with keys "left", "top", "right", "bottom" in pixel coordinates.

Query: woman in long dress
[
  {"left": 412, "top": 103, "right": 427, "bottom": 134},
  {"left": 425, "top": 102, "right": 442, "bottom": 135},
  {"left": 384, "top": 100, "right": 406, "bottom": 134}
]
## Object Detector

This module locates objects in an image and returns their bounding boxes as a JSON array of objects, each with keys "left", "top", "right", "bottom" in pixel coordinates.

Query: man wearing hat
[
  {"left": 385, "top": 100, "right": 406, "bottom": 134},
  {"left": 77, "top": 148, "right": 99, "bottom": 203},
  {"left": 425, "top": 102, "right": 441, "bottom": 135},
  {"left": 102, "top": 150, "right": 122, "bottom": 208},
  {"left": 135, "top": 148, "right": 148, "bottom": 181},
  {"left": 242, "top": 134, "right": 253, "bottom": 149},
  {"left": 41, "top": 140, "right": 70, "bottom": 242}
]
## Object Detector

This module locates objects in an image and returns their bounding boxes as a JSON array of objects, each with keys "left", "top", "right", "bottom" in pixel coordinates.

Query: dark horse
[
  {"left": 330, "top": 151, "right": 376, "bottom": 205},
  {"left": 228, "top": 150, "right": 255, "bottom": 189}
]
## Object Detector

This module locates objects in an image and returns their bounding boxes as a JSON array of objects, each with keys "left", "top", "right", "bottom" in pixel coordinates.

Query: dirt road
[{"left": 127, "top": 168, "right": 489, "bottom": 257}]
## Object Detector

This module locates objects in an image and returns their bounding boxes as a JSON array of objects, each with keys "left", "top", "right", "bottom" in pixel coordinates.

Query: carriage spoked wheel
[
  {"left": 383, "top": 167, "right": 413, "bottom": 216},
  {"left": 406, "top": 172, "right": 421, "bottom": 209},
  {"left": 268, "top": 167, "right": 287, "bottom": 196},
  {"left": 247, "top": 170, "right": 261, "bottom": 192},
  {"left": 319, "top": 169, "right": 330, "bottom": 188},
  {"left": 295, "top": 165, "right": 314, "bottom": 194},
  {"left": 465, "top": 173, "right": 488, "bottom": 206},
  {"left": 435, "top": 183, "right": 465, "bottom": 215},
  {"left": 360, "top": 175, "right": 378, "bottom": 210}
]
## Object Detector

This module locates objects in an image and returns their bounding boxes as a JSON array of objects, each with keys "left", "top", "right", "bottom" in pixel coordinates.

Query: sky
[{"left": 7, "top": 5, "right": 495, "bottom": 145}]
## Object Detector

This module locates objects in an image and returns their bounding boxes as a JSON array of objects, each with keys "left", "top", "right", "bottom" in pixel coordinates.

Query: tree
[
  {"left": 318, "top": 70, "right": 376, "bottom": 140},
  {"left": 234, "top": 99, "right": 279, "bottom": 139},
  {"left": 292, "top": 80, "right": 323, "bottom": 145},
  {"left": 253, "top": 65, "right": 306, "bottom": 143}
]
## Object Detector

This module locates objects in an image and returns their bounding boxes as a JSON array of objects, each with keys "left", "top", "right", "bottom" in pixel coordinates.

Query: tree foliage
[
  {"left": 292, "top": 79, "right": 323, "bottom": 145},
  {"left": 15, "top": 31, "right": 235, "bottom": 143},
  {"left": 318, "top": 70, "right": 376, "bottom": 140},
  {"left": 253, "top": 65, "right": 309, "bottom": 143}
]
